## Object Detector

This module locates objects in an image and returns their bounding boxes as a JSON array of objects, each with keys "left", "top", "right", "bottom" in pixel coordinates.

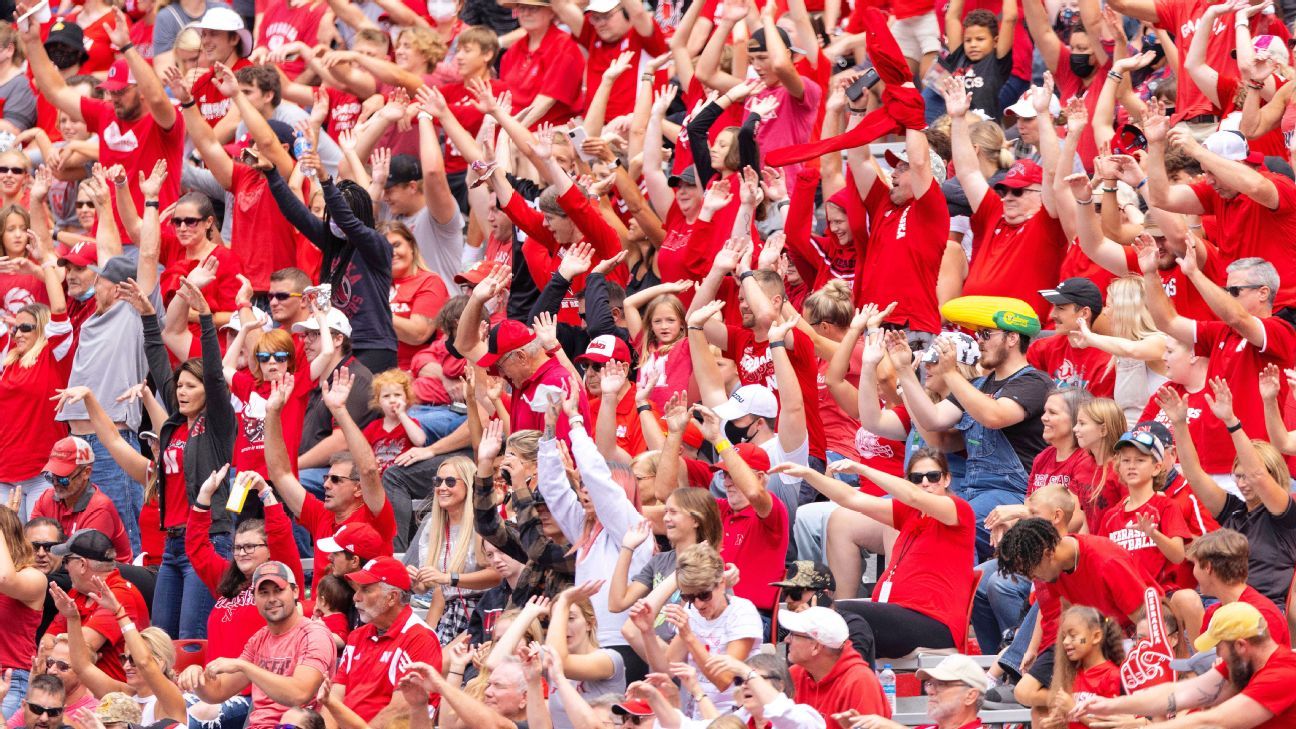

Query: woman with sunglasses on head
[
  {"left": 0, "top": 506, "right": 46, "bottom": 720},
  {"left": 0, "top": 257, "right": 71, "bottom": 521},
  {"left": 158, "top": 192, "right": 245, "bottom": 359},
  {"left": 404, "top": 455, "right": 500, "bottom": 643},
  {"left": 773, "top": 449, "right": 976, "bottom": 667}
]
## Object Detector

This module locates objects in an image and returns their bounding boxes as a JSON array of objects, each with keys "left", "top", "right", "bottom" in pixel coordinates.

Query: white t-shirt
[{"left": 685, "top": 596, "right": 763, "bottom": 716}]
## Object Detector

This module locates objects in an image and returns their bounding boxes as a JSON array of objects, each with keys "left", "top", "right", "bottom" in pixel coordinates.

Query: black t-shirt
[
  {"left": 949, "top": 366, "right": 1052, "bottom": 473},
  {"left": 941, "top": 48, "right": 1014, "bottom": 121},
  {"left": 299, "top": 357, "right": 378, "bottom": 454},
  {"left": 1219, "top": 493, "right": 1296, "bottom": 604}
]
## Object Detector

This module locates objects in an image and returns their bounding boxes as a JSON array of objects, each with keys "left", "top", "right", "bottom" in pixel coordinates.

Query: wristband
[
  {"left": 1076, "top": 197, "right": 1095, "bottom": 205},
  {"left": 1136, "top": 177, "right": 1148, "bottom": 189},
  {"left": 738, "top": 270, "right": 757, "bottom": 283},
  {"left": 692, "top": 691, "right": 706, "bottom": 702},
  {"left": 114, "top": 610, "right": 128, "bottom": 620},
  {"left": 769, "top": 340, "right": 787, "bottom": 349},
  {"left": 117, "top": 42, "right": 134, "bottom": 53},
  {"left": 450, "top": 572, "right": 460, "bottom": 587},
  {"left": 120, "top": 622, "right": 137, "bottom": 634},
  {"left": 687, "top": 325, "right": 705, "bottom": 331},
  {"left": 144, "top": 200, "right": 160, "bottom": 208},
  {"left": 569, "top": 416, "right": 585, "bottom": 429},
  {"left": 1107, "top": 70, "right": 1123, "bottom": 82},
  {"left": 1101, "top": 186, "right": 1119, "bottom": 194},
  {"left": 637, "top": 404, "right": 654, "bottom": 414},
  {"left": 179, "top": 98, "right": 197, "bottom": 109},
  {"left": 1227, "top": 421, "right": 1245, "bottom": 433},
  {"left": 714, "top": 438, "right": 733, "bottom": 454}
]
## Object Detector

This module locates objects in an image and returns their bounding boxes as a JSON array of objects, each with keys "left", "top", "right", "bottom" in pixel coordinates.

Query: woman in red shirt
[
  {"left": 383, "top": 221, "right": 449, "bottom": 371},
  {"left": 159, "top": 193, "right": 244, "bottom": 359},
  {"left": 778, "top": 449, "right": 977, "bottom": 665},
  {"left": 0, "top": 152, "right": 31, "bottom": 209},
  {"left": 0, "top": 507, "right": 46, "bottom": 719},
  {"left": 1073, "top": 397, "right": 1128, "bottom": 531}
]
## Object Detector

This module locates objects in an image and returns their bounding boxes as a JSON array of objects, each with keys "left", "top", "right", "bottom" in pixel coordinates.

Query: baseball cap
[
  {"left": 748, "top": 26, "right": 806, "bottom": 55},
  {"left": 995, "top": 159, "right": 1044, "bottom": 190},
  {"left": 52, "top": 529, "right": 116, "bottom": 561},
  {"left": 1133, "top": 419, "right": 1174, "bottom": 447},
  {"left": 611, "top": 701, "right": 652, "bottom": 717},
  {"left": 455, "top": 259, "right": 504, "bottom": 287},
  {"left": 883, "top": 148, "right": 947, "bottom": 185},
  {"left": 586, "top": 0, "right": 620, "bottom": 13},
  {"left": 252, "top": 560, "right": 297, "bottom": 589},
  {"left": 575, "top": 334, "right": 630, "bottom": 365},
  {"left": 95, "top": 693, "right": 143, "bottom": 726},
  {"left": 1231, "top": 34, "right": 1291, "bottom": 65},
  {"left": 387, "top": 154, "right": 422, "bottom": 187},
  {"left": 476, "top": 319, "right": 536, "bottom": 371},
  {"left": 771, "top": 561, "right": 835, "bottom": 592},
  {"left": 44, "top": 20, "right": 88, "bottom": 56},
  {"left": 1115, "top": 429, "right": 1166, "bottom": 461},
  {"left": 98, "top": 58, "right": 137, "bottom": 92},
  {"left": 221, "top": 306, "right": 273, "bottom": 333},
  {"left": 916, "top": 654, "right": 991, "bottom": 692},
  {"left": 713, "top": 442, "right": 772, "bottom": 474},
  {"left": 193, "top": 7, "right": 253, "bottom": 57},
  {"left": 1195, "top": 601, "right": 1266, "bottom": 652},
  {"left": 43, "top": 436, "right": 95, "bottom": 477},
  {"left": 90, "top": 256, "right": 137, "bottom": 285},
  {"left": 347, "top": 556, "right": 413, "bottom": 591},
  {"left": 1040, "top": 277, "right": 1105, "bottom": 317},
  {"left": 56, "top": 241, "right": 97, "bottom": 268},
  {"left": 713, "top": 384, "right": 779, "bottom": 422},
  {"left": 317, "top": 523, "right": 385, "bottom": 562},
  {"left": 1203, "top": 131, "right": 1264, "bottom": 165},
  {"left": 777, "top": 606, "right": 849, "bottom": 649},
  {"left": 668, "top": 165, "right": 699, "bottom": 188},
  {"left": 1004, "top": 92, "right": 1061, "bottom": 120},
  {"left": 266, "top": 119, "right": 296, "bottom": 148},
  {"left": 940, "top": 295, "right": 1042, "bottom": 337},
  {"left": 291, "top": 308, "right": 353, "bottom": 338}
]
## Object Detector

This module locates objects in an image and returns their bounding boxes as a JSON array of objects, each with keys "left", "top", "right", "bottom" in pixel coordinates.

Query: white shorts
[{"left": 891, "top": 12, "right": 942, "bottom": 61}]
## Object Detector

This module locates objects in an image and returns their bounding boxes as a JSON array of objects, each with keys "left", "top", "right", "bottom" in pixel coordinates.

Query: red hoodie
[
  {"left": 791, "top": 643, "right": 891, "bottom": 720},
  {"left": 784, "top": 169, "right": 862, "bottom": 290}
]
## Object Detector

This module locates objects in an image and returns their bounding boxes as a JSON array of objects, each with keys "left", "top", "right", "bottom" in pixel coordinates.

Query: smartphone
[
  {"left": 567, "top": 127, "right": 598, "bottom": 164},
  {"left": 846, "top": 67, "right": 881, "bottom": 102}
]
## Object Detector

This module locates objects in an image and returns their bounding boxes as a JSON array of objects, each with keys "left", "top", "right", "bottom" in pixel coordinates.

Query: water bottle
[
  {"left": 292, "top": 131, "right": 316, "bottom": 177},
  {"left": 879, "top": 664, "right": 897, "bottom": 714}
]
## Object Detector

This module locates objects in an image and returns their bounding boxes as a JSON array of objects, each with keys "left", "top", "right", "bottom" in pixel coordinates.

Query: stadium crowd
[{"left": 3, "top": 0, "right": 1296, "bottom": 724}]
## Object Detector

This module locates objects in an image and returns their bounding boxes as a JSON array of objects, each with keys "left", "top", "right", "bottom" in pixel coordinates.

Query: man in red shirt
[
  {"left": 30, "top": 437, "right": 133, "bottom": 563},
  {"left": 47, "top": 529, "right": 149, "bottom": 683},
  {"left": 1028, "top": 277, "right": 1115, "bottom": 397},
  {"left": 1076, "top": 602, "right": 1296, "bottom": 728},
  {"left": 549, "top": 0, "right": 668, "bottom": 121},
  {"left": 497, "top": 0, "right": 585, "bottom": 127},
  {"left": 335, "top": 557, "right": 443, "bottom": 722},
  {"left": 579, "top": 335, "right": 645, "bottom": 459},
  {"left": 779, "top": 606, "right": 890, "bottom": 720},
  {"left": 1186, "top": 529, "right": 1290, "bottom": 648}
]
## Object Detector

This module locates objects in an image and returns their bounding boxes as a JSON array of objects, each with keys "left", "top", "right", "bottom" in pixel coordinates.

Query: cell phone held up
[{"left": 846, "top": 67, "right": 882, "bottom": 103}]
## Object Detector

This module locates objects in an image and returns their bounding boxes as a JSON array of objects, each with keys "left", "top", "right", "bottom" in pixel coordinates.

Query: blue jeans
[
  {"left": 999, "top": 601, "right": 1040, "bottom": 681},
  {"left": 1, "top": 668, "right": 28, "bottom": 720},
  {"left": 186, "top": 693, "right": 251, "bottom": 729},
  {"left": 960, "top": 487, "right": 1024, "bottom": 563},
  {"left": 970, "top": 558, "right": 1032, "bottom": 654},
  {"left": 409, "top": 404, "right": 466, "bottom": 441},
  {"left": 80, "top": 430, "right": 145, "bottom": 554},
  {"left": 153, "top": 532, "right": 228, "bottom": 639},
  {"left": 0, "top": 476, "right": 49, "bottom": 522}
]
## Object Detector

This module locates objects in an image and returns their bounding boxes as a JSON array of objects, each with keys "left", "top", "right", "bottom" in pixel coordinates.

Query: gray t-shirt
[
  {"left": 153, "top": 1, "right": 230, "bottom": 56},
  {"left": 397, "top": 206, "right": 466, "bottom": 293},
  {"left": 546, "top": 648, "right": 626, "bottom": 729},
  {"left": 57, "top": 300, "right": 150, "bottom": 429},
  {"left": 632, "top": 550, "right": 682, "bottom": 642},
  {"left": 0, "top": 73, "right": 37, "bottom": 130}
]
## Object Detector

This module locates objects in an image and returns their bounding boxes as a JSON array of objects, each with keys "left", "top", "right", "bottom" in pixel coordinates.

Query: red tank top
[{"left": 0, "top": 589, "right": 41, "bottom": 670}]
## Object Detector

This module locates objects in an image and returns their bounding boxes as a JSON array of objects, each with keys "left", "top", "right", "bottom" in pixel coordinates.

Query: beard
[
  {"left": 1227, "top": 651, "right": 1255, "bottom": 690},
  {"left": 355, "top": 604, "right": 376, "bottom": 624}
]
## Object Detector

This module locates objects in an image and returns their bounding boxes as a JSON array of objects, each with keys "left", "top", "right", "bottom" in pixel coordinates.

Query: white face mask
[{"left": 427, "top": 0, "right": 457, "bottom": 20}]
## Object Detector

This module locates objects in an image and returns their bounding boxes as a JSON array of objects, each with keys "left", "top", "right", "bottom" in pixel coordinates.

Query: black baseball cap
[
  {"left": 1039, "top": 277, "right": 1104, "bottom": 318},
  {"left": 386, "top": 154, "right": 422, "bottom": 187},
  {"left": 52, "top": 529, "right": 116, "bottom": 561},
  {"left": 1133, "top": 419, "right": 1174, "bottom": 448},
  {"left": 748, "top": 26, "right": 805, "bottom": 54},
  {"left": 90, "top": 256, "right": 138, "bottom": 285},
  {"left": 667, "top": 165, "right": 699, "bottom": 188}
]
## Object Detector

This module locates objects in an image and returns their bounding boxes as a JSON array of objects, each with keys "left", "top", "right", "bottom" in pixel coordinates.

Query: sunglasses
[
  {"left": 256, "top": 351, "right": 291, "bottom": 363},
  {"left": 42, "top": 470, "right": 79, "bottom": 487},
  {"left": 431, "top": 476, "right": 461, "bottom": 488},
  {"left": 74, "top": 200, "right": 96, "bottom": 209},
  {"left": 679, "top": 586, "right": 718, "bottom": 604},
  {"left": 1226, "top": 284, "right": 1264, "bottom": 297},
  {"left": 326, "top": 474, "right": 360, "bottom": 485},
  {"left": 119, "top": 653, "right": 135, "bottom": 665},
  {"left": 907, "top": 471, "right": 944, "bottom": 484},
  {"left": 783, "top": 587, "right": 805, "bottom": 601},
  {"left": 171, "top": 217, "right": 208, "bottom": 228},
  {"left": 14, "top": 323, "right": 36, "bottom": 333},
  {"left": 31, "top": 541, "right": 58, "bottom": 552},
  {"left": 268, "top": 291, "right": 303, "bottom": 301},
  {"left": 996, "top": 186, "right": 1040, "bottom": 198},
  {"left": 622, "top": 717, "right": 649, "bottom": 727},
  {"left": 975, "top": 329, "right": 1004, "bottom": 341},
  {"left": 45, "top": 658, "right": 71, "bottom": 672},
  {"left": 0, "top": 166, "right": 27, "bottom": 175},
  {"left": 26, "top": 703, "right": 63, "bottom": 718},
  {"left": 732, "top": 672, "right": 782, "bottom": 687}
]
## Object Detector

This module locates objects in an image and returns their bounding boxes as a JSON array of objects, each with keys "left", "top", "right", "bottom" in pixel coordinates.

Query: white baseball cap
[
  {"left": 586, "top": 0, "right": 620, "bottom": 12},
  {"left": 221, "top": 306, "right": 274, "bottom": 333},
  {"left": 713, "top": 384, "right": 779, "bottom": 422},
  {"left": 1004, "top": 92, "right": 1061, "bottom": 120},
  {"left": 1203, "top": 130, "right": 1256, "bottom": 163},
  {"left": 916, "top": 654, "right": 990, "bottom": 692},
  {"left": 291, "top": 308, "right": 353, "bottom": 338},
  {"left": 777, "top": 606, "right": 849, "bottom": 650}
]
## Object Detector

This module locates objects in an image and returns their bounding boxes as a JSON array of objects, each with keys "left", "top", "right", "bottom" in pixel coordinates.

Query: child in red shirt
[
  {"left": 362, "top": 369, "right": 427, "bottom": 472},
  {"left": 1050, "top": 606, "right": 1125, "bottom": 728}
]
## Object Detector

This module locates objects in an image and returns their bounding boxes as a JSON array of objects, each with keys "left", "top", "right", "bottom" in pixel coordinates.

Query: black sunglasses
[
  {"left": 0, "top": 166, "right": 27, "bottom": 175},
  {"left": 171, "top": 217, "right": 207, "bottom": 228},
  {"left": 268, "top": 291, "right": 303, "bottom": 301},
  {"left": 14, "top": 323, "right": 36, "bottom": 333},
  {"left": 42, "top": 470, "right": 79, "bottom": 487},
  {"left": 119, "top": 653, "right": 135, "bottom": 665},
  {"left": 679, "top": 586, "right": 719, "bottom": 604},
  {"left": 26, "top": 703, "right": 63, "bottom": 718},
  {"left": 996, "top": 186, "right": 1039, "bottom": 198},
  {"left": 74, "top": 200, "right": 96, "bottom": 209},
  {"left": 732, "top": 672, "right": 782, "bottom": 687},
  {"left": 326, "top": 474, "right": 359, "bottom": 485},
  {"left": 31, "top": 541, "right": 58, "bottom": 552},
  {"left": 256, "top": 351, "right": 291, "bottom": 363},
  {"left": 431, "top": 476, "right": 461, "bottom": 488},
  {"left": 1226, "top": 284, "right": 1264, "bottom": 297},
  {"left": 907, "top": 471, "right": 944, "bottom": 484}
]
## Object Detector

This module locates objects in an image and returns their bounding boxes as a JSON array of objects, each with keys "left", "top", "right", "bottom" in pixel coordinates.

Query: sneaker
[{"left": 983, "top": 683, "right": 1022, "bottom": 708}]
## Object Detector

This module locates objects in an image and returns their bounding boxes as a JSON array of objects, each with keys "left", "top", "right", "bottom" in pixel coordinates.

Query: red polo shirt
[
  {"left": 588, "top": 384, "right": 646, "bottom": 456},
  {"left": 498, "top": 24, "right": 586, "bottom": 127},
  {"left": 335, "top": 605, "right": 443, "bottom": 720},
  {"left": 48, "top": 571, "right": 149, "bottom": 682},
  {"left": 31, "top": 485, "right": 133, "bottom": 562},
  {"left": 507, "top": 357, "right": 593, "bottom": 442}
]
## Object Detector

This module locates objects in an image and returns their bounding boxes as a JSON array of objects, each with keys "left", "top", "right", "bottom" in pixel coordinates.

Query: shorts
[
  {"left": 1026, "top": 645, "right": 1056, "bottom": 688},
  {"left": 892, "top": 12, "right": 942, "bottom": 61}
]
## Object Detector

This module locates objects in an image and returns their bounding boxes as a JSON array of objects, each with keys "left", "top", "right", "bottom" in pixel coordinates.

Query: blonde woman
[
  {"left": 1073, "top": 398, "right": 1128, "bottom": 530},
  {"left": 0, "top": 506, "right": 45, "bottom": 719},
  {"left": 405, "top": 455, "right": 500, "bottom": 643},
  {"left": 1066, "top": 276, "right": 1168, "bottom": 425},
  {"left": 545, "top": 581, "right": 627, "bottom": 729}
]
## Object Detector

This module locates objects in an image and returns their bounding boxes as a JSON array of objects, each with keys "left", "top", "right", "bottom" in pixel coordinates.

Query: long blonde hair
[
  {"left": 5, "top": 303, "right": 50, "bottom": 369},
  {"left": 421, "top": 456, "right": 483, "bottom": 574},
  {"left": 1102, "top": 276, "right": 1158, "bottom": 376},
  {"left": 1082, "top": 398, "right": 1128, "bottom": 499}
]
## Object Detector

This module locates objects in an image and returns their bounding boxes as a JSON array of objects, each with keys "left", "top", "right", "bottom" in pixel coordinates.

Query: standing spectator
[
  {"left": 776, "top": 606, "right": 890, "bottom": 721},
  {"left": 187, "top": 8, "right": 253, "bottom": 125},
  {"left": 29, "top": 439, "right": 132, "bottom": 563},
  {"left": 550, "top": 0, "right": 667, "bottom": 122},
  {"left": 24, "top": 519, "right": 66, "bottom": 641},
  {"left": 0, "top": 506, "right": 46, "bottom": 720},
  {"left": 1029, "top": 277, "right": 1116, "bottom": 397},
  {"left": 497, "top": 0, "right": 585, "bottom": 128},
  {"left": 381, "top": 221, "right": 449, "bottom": 372},
  {"left": 373, "top": 147, "right": 464, "bottom": 295}
]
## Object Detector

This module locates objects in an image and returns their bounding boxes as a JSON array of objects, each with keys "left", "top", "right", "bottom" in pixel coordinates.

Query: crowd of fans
[{"left": 4, "top": 0, "right": 1296, "bottom": 725}]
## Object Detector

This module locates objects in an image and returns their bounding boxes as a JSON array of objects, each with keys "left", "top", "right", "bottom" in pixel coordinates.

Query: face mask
[
  {"left": 328, "top": 219, "right": 344, "bottom": 238},
  {"left": 73, "top": 287, "right": 95, "bottom": 302},
  {"left": 724, "top": 418, "right": 756, "bottom": 445},
  {"left": 1069, "top": 53, "right": 1095, "bottom": 78},
  {"left": 427, "top": 0, "right": 457, "bottom": 20}
]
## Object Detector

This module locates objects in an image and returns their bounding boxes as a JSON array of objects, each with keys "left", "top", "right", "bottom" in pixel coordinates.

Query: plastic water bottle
[
  {"left": 292, "top": 131, "right": 316, "bottom": 177},
  {"left": 879, "top": 664, "right": 897, "bottom": 714}
]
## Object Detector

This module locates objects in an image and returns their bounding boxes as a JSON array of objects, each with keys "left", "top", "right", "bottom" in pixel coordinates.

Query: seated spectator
[
  {"left": 1098, "top": 430, "right": 1192, "bottom": 591},
  {"left": 544, "top": 582, "right": 628, "bottom": 729},
  {"left": 316, "top": 522, "right": 384, "bottom": 579},
  {"left": 1187, "top": 529, "right": 1290, "bottom": 648},
  {"left": 12, "top": 675, "right": 65, "bottom": 729},
  {"left": 777, "top": 606, "right": 889, "bottom": 721},
  {"left": 0, "top": 506, "right": 46, "bottom": 720}
]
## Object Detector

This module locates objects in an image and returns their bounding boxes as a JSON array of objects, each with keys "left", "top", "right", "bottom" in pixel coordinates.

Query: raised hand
[
  {"left": 557, "top": 240, "right": 595, "bottom": 280},
  {"left": 651, "top": 84, "right": 678, "bottom": 118},
  {"left": 472, "top": 263, "right": 511, "bottom": 302},
  {"left": 322, "top": 367, "right": 355, "bottom": 411},
  {"left": 1130, "top": 233, "right": 1160, "bottom": 275},
  {"left": 702, "top": 178, "right": 733, "bottom": 214},
  {"left": 532, "top": 311, "right": 559, "bottom": 352},
  {"left": 1141, "top": 98, "right": 1170, "bottom": 144},
  {"left": 592, "top": 250, "right": 627, "bottom": 276},
  {"left": 767, "top": 312, "right": 801, "bottom": 343},
  {"left": 370, "top": 147, "right": 392, "bottom": 189},
  {"left": 622, "top": 520, "right": 653, "bottom": 550},
  {"left": 1260, "top": 363, "right": 1283, "bottom": 401},
  {"left": 738, "top": 165, "right": 764, "bottom": 207},
  {"left": 139, "top": 159, "right": 167, "bottom": 200},
  {"left": 1204, "top": 376, "right": 1237, "bottom": 425},
  {"left": 197, "top": 463, "right": 231, "bottom": 503},
  {"left": 600, "top": 359, "right": 630, "bottom": 396},
  {"left": 663, "top": 391, "right": 690, "bottom": 434},
  {"left": 939, "top": 76, "right": 971, "bottom": 118},
  {"left": 1153, "top": 385, "right": 1187, "bottom": 424}
]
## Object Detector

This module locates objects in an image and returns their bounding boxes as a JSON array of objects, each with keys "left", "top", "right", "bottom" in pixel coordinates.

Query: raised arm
[
  {"left": 263, "top": 377, "right": 308, "bottom": 516},
  {"left": 322, "top": 369, "right": 384, "bottom": 514},
  {"left": 1021, "top": 0, "right": 1063, "bottom": 71},
  {"left": 1134, "top": 234, "right": 1198, "bottom": 344},
  {"left": 767, "top": 311, "right": 808, "bottom": 455},
  {"left": 941, "top": 78, "right": 990, "bottom": 212},
  {"left": 15, "top": 1, "right": 85, "bottom": 121},
  {"left": 1153, "top": 386, "right": 1227, "bottom": 517},
  {"left": 1143, "top": 103, "right": 1208, "bottom": 214},
  {"left": 696, "top": 405, "right": 773, "bottom": 518},
  {"left": 1259, "top": 365, "right": 1296, "bottom": 454},
  {"left": 105, "top": 10, "right": 177, "bottom": 129},
  {"left": 1207, "top": 377, "right": 1293, "bottom": 516},
  {"left": 770, "top": 463, "right": 893, "bottom": 525}
]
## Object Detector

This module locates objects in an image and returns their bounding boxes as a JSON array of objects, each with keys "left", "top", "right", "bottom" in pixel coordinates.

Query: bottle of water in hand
[{"left": 293, "top": 131, "right": 316, "bottom": 178}]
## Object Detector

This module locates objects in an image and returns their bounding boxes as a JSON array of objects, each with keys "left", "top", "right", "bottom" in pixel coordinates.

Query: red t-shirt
[
  {"left": 1121, "top": 241, "right": 1227, "bottom": 323},
  {"left": 161, "top": 421, "right": 190, "bottom": 529},
  {"left": 1194, "top": 318, "right": 1296, "bottom": 466},
  {"left": 723, "top": 325, "right": 825, "bottom": 460},
  {"left": 1052, "top": 533, "right": 1159, "bottom": 631},
  {"left": 362, "top": 419, "right": 416, "bottom": 474},
  {"left": 1054, "top": 45, "right": 1109, "bottom": 173},
  {"left": 507, "top": 358, "right": 593, "bottom": 442},
  {"left": 325, "top": 86, "right": 364, "bottom": 138},
  {"left": 192, "top": 58, "right": 255, "bottom": 125},
  {"left": 655, "top": 206, "right": 708, "bottom": 289},
  {"left": 390, "top": 270, "right": 449, "bottom": 371},
  {"left": 1028, "top": 446, "right": 1097, "bottom": 496},
  {"left": 1068, "top": 661, "right": 1121, "bottom": 729},
  {"left": 588, "top": 385, "right": 648, "bottom": 458},
  {"left": 1213, "top": 646, "right": 1296, "bottom": 728},
  {"left": 575, "top": 23, "right": 669, "bottom": 121},
  {"left": 47, "top": 572, "right": 149, "bottom": 682},
  {"left": 1139, "top": 381, "right": 1234, "bottom": 475},
  {"left": 818, "top": 346, "right": 862, "bottom": 461},
  {"left": 1059, "top": 240, "right": 1118, "bottom": 296},
  {"left": 231, "top": 370, "right": 313, "bottom": 476},
  {"left": 0, "top": 272, "right": 48, "bottom": 315},
  {"left": 31, "top": 486, "right": 133, "bottom": 562},
  {"left": 1191, "top": 171, "right": 1296, "bottom": 309},
  {"left": 335, "top": 605, "right": 444, "bottom": 719},
  {"left": 255, "top": 0, "right": 328, "bottom": 79},
  {"left": 1202, "top": 585, "right": 1290, "bottom": 649},
  {"left": 719, "top": 495, "right": 789, "bottom": 611},
  {"left": 1027, "top": 335, "right": 1116, "bottom": 398},
  {"left": 1098, "top": 493, "right": 1193, "bottom": 589},
  {"left": 240, "top": 618, "right": 336, "bottom": 729},
  {"left": 858, "top": 178, "right": 949, "bottom": 334},
  {"left": 298, "top": 494, "right": 397, "bottom": 589},
  {"left": 439, "top": 78, "right": 510, "bottom": 175},
  {"left": 80, "top": 96, "right": 185, "bottom": 236},
  {"left": 498, "top": 24, "right": 586, "bottom": 127},
  {"left": 1216, "top": 74, "right": 1287, "bottom": 157},
  {"left": 965, "top": 193, "right": 1068, "bottom": 324},
  {"left": 0, "top": 313, "right": 73, "bottom": 481},
  {"left": 230, "top": 164, "right": 310, "bottom": 291},
  {"left": 871, "top": 498, "right": 978, "bottom": 647},
  {"left": 70, "top": 9, "right": 119, "bottom": 74},
  {"left": 159, "top": 243, "right": 244, "bottom": 360}
]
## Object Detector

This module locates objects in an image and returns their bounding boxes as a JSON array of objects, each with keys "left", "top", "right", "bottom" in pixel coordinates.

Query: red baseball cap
[
  {"left": 56, "top": 241, "right": 98, "bottom": 268},
  {"left": 346, "top": 556, "right": 412, "bottom": 591},
  {"left": 575, "top": 334, "right": 630, "bottom": 365},
  {"left": 455, "top": 259, "right": 504, "bottom": 287},
  {"left": 317, "top": 523, "right": 385, "bottom": 562},
  {"left": 712, "top": 442, "right": 771, "bottom": 473},
  {"left": 996, "top": 159, "right": 1043, "bottom": 190},
  {"left": 98, "top": 59, "right": 137, "bottom": 92},
  {"left": 612, "top": 701, "right": 652, "bottom": 717},
  {"left": 43, "top": 436, "right": 95, "bottom": 478},
  {"left": 476, "top": 319, "right": 536, "bottom": 371}
]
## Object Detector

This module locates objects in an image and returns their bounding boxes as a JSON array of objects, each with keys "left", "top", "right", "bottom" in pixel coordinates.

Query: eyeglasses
[
  {"left": 1226, "top": 284, "right": 1264, "bottom": 297},
  {"left": 268, "top": 291, "right": 303, "bottom": 301},
  {"left": 14, "top": 323, "right": 36, "bottom": 333},
  {"left": 679, "top": 586, "right": 719, "bottom": 604},
  {"left": 31, "top": 541, "right": 58, "bottom": 552},
  {"left": 326, "top": 474, "right": 360, "bottom": 485},
  {"left": 171, "top": 217, "right": 208, "bottom": 228},
  {"left": 45, "top": 658, "right": 71, "bottom": 672},
  {"left": 923, "top": 679, "right": 967, "bottom": 694},
  {"left": 906, "top": 471, "right": 944, "bottom": 484},
  {"left": 975, "top": 329, "right": 1004, "bottom": 341},
  {"left": 0, "top": 166, "right": 27, "bottom": 175},
  {"left": 431, "top": 476, "right": 461, "bottom": 488},
  {"left": 256, "top": 351, "right": 291, "bottom": 363},
  {"left": 26, "top": 703, "right": 63, "bottom": 718},
  {"left": 588, "top": 362, "right": 605, "bottom": 371},
  {"left": 996, "top": 186, "right": 1041, "bottom": 198},
  {"left": 233, "top": 542, "right": 268, "bottom": 554},
  {"left": 732, "top": 672, "right": 782, "bottom": 687},
  {"left": 74, "top": 200, "right": 96, "bottom": 209}
]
